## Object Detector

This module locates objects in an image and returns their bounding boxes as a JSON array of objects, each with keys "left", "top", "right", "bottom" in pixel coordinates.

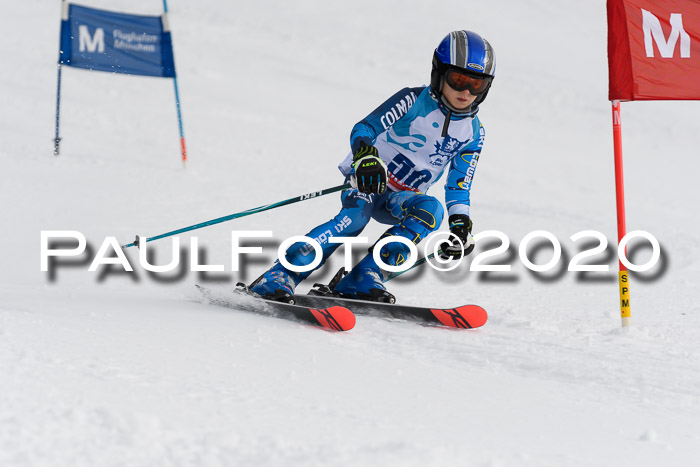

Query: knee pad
[
  {"left": 400, "top": 195, "right": 444, "bottom": 238},
  {"left": 374, "top": 196, "right": 444, "bottom": 267}
]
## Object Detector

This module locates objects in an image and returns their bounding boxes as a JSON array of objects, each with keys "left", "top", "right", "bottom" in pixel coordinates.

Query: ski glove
[
  {"left": 439, "top": 214, "right": 475, "bottom": 260},
  {"left": 351, "top": 142, "right": 387, "bottom": 195}
]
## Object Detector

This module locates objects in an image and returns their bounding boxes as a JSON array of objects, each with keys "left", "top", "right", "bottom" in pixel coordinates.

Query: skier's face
[{"left": 442, "top": 83, "right": 478, "bottom": 110}]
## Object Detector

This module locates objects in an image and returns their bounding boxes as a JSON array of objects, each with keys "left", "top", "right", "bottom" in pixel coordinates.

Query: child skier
[{"left": 250, "top": 30, "right": 496, "bottom": 303}]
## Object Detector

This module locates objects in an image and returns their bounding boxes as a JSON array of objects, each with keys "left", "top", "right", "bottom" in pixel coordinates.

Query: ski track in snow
[{"left": 2, "top": 0, "right": 700, "bottom": 465}]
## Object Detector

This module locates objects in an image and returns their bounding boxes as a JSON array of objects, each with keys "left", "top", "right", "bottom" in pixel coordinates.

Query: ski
[
  {"left": 293, "top": 292, "right": 487, "bottom": 329},
  {"left": 195, "top": 285, "right": 356, "bottom": 332}
]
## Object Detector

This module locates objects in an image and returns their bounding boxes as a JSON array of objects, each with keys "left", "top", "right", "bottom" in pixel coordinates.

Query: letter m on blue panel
[{"left": 59, "top": 3, "right": 176, "bottom": 78}]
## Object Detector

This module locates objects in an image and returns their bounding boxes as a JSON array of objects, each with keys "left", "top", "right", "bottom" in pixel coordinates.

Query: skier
[{"left": 250, "top": 30, "right": 496, "bottom": 303}]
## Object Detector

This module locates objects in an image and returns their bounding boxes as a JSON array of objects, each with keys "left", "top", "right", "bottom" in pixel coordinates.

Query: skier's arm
[
  {"left": 444, "top": 123, "right": 485, "bottom": 217},
  {"left": 349, "top": 87, "right": 423, "bottom": 153}
]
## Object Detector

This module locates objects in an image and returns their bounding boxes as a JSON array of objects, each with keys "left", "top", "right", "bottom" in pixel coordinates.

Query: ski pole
[{"left": 121, "top": 183, "right": 351, "bottom": 249}]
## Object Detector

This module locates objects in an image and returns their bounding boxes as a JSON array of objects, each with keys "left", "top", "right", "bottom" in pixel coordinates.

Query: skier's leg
[
  {"left": 333, "top": 192, "right": 444, "bottom": 300},
  {"left": 250, "top": 190, "right": 379, "bottom": 300}
]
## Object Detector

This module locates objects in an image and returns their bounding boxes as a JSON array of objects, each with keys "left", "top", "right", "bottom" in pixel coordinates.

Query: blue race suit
[{"left": 262, "top": 85, "right": 485, "bottom": 287}]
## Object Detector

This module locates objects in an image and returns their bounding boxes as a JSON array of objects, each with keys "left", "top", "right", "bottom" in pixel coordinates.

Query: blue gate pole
[
  {"left": 54, "top": 0, "right": 67, "bottom": 156},
  {"left": 162, "top": 0, "right": 187, "bottom": 167},
  {"left": 54, "top": 62, "right": 63, "bottom": 156}
]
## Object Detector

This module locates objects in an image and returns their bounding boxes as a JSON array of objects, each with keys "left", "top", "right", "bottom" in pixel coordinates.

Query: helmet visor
[{"left": 444, "top": 69, "right": 492, "bottom": 95}]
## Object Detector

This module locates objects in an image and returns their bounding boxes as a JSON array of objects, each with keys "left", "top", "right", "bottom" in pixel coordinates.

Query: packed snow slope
[{"left": 2, "top": 0, "right": 700, "bottom": 465}]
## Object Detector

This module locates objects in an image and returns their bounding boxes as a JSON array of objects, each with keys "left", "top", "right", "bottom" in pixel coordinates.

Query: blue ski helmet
[{"left": 431, "top": 30, "right": 496, "bottom": 109}]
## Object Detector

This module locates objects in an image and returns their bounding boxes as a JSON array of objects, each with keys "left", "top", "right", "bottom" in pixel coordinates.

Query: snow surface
[{"left": 2, "top": 0, "right": 700, "bottom": 465}]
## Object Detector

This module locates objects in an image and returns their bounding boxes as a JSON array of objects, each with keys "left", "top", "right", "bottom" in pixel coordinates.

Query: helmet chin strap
[{"left": 441, "top": 107, "right": 452, "bottom": 138}]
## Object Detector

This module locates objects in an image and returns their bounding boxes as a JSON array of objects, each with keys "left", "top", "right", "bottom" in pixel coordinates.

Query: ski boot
[
  {"left": 332, "top": 212, "right": 437, "bottom": 303},
  {"left": 249, "top": 263, "right": 300, "bottom": 304},
  {"left": 332, "top": 255, "right": 396, "bottom": 304}
]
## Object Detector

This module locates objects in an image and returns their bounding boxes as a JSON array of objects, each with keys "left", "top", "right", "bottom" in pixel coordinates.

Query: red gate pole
[{"left": 612, "top": 100, "right": 631, "bottom": 326}]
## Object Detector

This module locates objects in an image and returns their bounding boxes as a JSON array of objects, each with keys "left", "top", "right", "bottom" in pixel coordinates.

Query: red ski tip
[
  {"left": 309, "top": 306, "right": 356, "bottom": 331},
  {"left": 431, "top": 305, "right": 488, "bottom": 329}
]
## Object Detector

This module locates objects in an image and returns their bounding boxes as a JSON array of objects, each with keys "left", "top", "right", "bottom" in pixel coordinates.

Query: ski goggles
[{"left": 444, "top": 69, "right": 492, "bottom": 95}]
